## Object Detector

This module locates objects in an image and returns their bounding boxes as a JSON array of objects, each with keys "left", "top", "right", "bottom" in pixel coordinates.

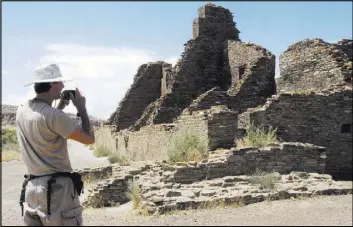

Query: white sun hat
[{"left": 24, "top": 63, "right": 74, "bottom": 87}]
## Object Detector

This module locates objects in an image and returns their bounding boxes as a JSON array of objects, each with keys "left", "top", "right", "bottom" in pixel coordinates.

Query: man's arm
[
  {"left": 78, "top": 107, "right": 91, "bottom": 133},
  {"left": 67, "top": 89, "right": 95, "bottom": 145}
]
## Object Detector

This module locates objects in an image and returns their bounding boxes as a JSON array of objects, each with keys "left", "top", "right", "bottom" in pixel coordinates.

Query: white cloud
[
  {"left": 9, "top": 43, "right": 179, "bottom": 120},
  {"left": 4, "top": 89, "right": 36, "bottom": 106},
  {"left": 2, "top": 69, "right": 9, "bottom": 75}
]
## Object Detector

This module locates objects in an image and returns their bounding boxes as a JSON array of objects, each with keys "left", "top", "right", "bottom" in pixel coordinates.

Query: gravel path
[
  {"left": 82, "top": 195, "right": 352, "bottom": 226},
  {"left": 2, "top": 141, "right": 352, "bottom": 226}
]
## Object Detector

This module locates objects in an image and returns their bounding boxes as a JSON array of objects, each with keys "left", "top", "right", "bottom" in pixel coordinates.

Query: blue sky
[{"left": 2, "top": 1, "right": 352, "bottom": 119}]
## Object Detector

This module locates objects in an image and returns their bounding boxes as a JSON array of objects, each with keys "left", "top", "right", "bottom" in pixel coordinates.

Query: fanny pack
[{"left": 19, "top": 172, "right": 84, "bottom": 216}]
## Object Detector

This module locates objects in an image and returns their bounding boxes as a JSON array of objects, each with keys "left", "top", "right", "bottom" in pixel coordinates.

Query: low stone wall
[
  {"left": 171, "top": 142, "right": 326, "bottom": 184},
  {"left": 83, "top": 175, "right": 133, "bottom": 208},
  {"left": 83, "top": 142, "right": 327, "bottom": 208},
  {"left": 138, "top": 171, "right": 352, "bottom": 215},
  {"left": 75, "top": 165, "right": 113, "bottom": 182},
  {"left": 114, "top": 106, "right": 240, "bottom": 161},
  {"left": 116, "top": 124, "right": 177, "bottom": 161}
]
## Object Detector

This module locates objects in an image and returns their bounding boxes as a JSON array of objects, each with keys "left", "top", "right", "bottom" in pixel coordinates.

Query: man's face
[{"left": 51, "top": 81, "right": 65, "bottom": 99}]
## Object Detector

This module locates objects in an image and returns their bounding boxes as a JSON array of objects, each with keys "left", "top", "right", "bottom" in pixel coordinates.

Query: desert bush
[
  {"left": 1, "top": 127, "right": 20, "bottom": 161},
  {"left": 2, "top": 127, "right": 18, "bottom": 145},
  {"left": 126, "top": 180, "right": 141, "bottom": 209},
  {"left": 93, "top": 146, "right": 112, "bottom": 157},
  {"left": 235, "top": 122, "right": 278, "bottom": 148},
  {"left": 108, "top": 152, "right": 128, "bottom": 164},
  {"left": 93, "top": 126, "right": 116, "bottom": 157},
  {"left": 167, "top": 130, "right": 208, "bottom": 163},
  {"left": 250, "top": 168, "right": 281, "bottom": 189}
]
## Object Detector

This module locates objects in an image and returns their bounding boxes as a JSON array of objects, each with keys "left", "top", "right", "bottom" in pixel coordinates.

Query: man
[{"left": 16, "top": 63, "right": 95, "bottom": 226}]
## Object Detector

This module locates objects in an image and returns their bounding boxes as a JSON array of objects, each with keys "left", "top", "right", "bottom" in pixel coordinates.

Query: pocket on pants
[{"left": 61, "top": 206, "right": 83, "bottom": 226}]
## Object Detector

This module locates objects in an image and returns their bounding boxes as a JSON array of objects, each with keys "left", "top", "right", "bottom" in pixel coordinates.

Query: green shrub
[
  {"left": 1, "top": 127, "right": 20, "bottom": 161},
  {"left": 167, "top": 130, "right": 208, "bottom": 163},
  {"left": 249, "top": 168, "right": 281, "bottom": 189},
  {"left": 93, "top": 146, "right": 112, "bottom": 157},
  {"left": 236, "top": 122, "right": 278, "bottom": 148},
  {"left": 108, "top": 152, "right": 128, "bottom": 164},
  {"left": 93, "top": 126, "right": 117, "bottom": 158},
  {"left": 2, "top": 127, "right": 18, "bottom": 145},
  {"left": 126, "top": 180, "right": 141, "bottom": 210}
]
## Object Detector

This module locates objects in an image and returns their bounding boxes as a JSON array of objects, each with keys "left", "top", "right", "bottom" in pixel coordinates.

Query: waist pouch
[{"left": 19, "top": 172, "right": 84, "bottom": 216}]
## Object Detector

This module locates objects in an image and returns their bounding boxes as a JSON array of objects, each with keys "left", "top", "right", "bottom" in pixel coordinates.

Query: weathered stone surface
[
  {"left": 224, "top": 41, "right": 276, "bottom": 113},
  {"left": 239, "top": 87, "right": 352, "bottom": 180},
  {"left": 108, "top": 61, "right": 172, "bottom": 131},
  {"left": 277, "top": 38, "right": 352, "bottom": 92}
]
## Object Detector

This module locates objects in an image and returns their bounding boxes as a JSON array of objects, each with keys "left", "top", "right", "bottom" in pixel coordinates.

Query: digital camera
[{"left": 61, "top": 90, "right": 76, "bottom": 100}]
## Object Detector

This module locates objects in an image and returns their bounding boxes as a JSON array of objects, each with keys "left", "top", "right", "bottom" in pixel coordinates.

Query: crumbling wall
[
  {"left": 239, "top": 86, "right": 352, "bottom": 180},
  {"left": 108, "top": 61, "right": 171, "bottom": 131},
  {"left": 192, "top": 3, "right": 240, "bottom": 41},
  {"left": 83, "top": 142, "right": 330, "bottom": 209},
  {"left": 130, "top": 4, "right": 240, "bottom": 131},
  {"left": 115, "top": 107, "right": 241, "bottom": 161},
  {"left": 161, "top": 65, "right": 173, "bottom": 96},
  {"left": 335, "top": 39, "right": 352, "bottom": 60},
  {"left": 206, "top": 106, "right": 239, "bottom": 150},
  {"left": 116, "top": 124, "right": 177, "bottom": 161},
  {"left": 223, "top": 41, "right": 276, "bottom": 113},
  {"left": 277, "top": 38, "right": 352, "bottom": 93},
  {"left": 117, "top": 112, "right": 209, "bottom": 161},
  {"left": 183, "top": 87, "right": 230, "bottom": 112},
  {"left": 173, "top": 143, "right": 326, "bottom": 183}
]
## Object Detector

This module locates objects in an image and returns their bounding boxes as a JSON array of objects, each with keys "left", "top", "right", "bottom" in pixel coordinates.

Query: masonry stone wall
[
  {"left": 76, "top": 166, "right": 113, "bottom": 181},
  {"left": 206, "top": 106, "right": 239, "bottom": 150},
  {"left": 108, "top": 61, "right": 171, "bottom": 131},
  {"left": 161, "top": 64, "right": 173, "bottom": 96},
  {"left": 83, "top": 142, "right": 329, "bottom": 209},
  {"left": 277, "top": 38, "right": 352, "bottom": 93},
  {"left": 183, "top": 87, "right": 230, "bottom": 112},
  {"left": 239, "top": 86, "right": 353, "bottom": 180},
  {"left": 114, "top": 106, "right": 241, "bottom": 161},
  {"left": 192, "top": 3, "right": 240, "bottom": 41},
  {"left": 116, "top": 125, "right": 177, "bottom": 161},
  {"left": 171, "top": 142, "right": 326, "bottom": 183},
  {"left": 129, "top": 4, "right": 241, "bottom": 131},
  {"left": 335, "top": 39, "right": 352, "bottom": 60},
  {"left": 224, "top": 41, "right": 276, "bottom": 113}
]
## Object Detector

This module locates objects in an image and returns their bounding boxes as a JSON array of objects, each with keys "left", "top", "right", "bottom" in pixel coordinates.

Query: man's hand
[
  {"left": 71, "top": 88, "right": 86, "bottom": 112},
  {"left": 56, "top": 98, "right": 70, "bottom": 110}
]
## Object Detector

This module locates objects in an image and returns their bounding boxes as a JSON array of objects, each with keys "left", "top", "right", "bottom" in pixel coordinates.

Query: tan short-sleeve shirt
[{"left": 16, "top": 100, "right": 79, "bottom": 175}]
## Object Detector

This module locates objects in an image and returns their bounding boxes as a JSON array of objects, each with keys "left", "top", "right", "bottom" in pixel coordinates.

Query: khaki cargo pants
[{"left": 23, "top": 175, "right": 83, "bottom": 226}]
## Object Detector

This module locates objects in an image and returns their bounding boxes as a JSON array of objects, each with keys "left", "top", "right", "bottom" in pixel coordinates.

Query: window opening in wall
[
  {"left": 239, "top": 65, "right": 246, "bottom": 80},
  {"left": 341, "top": 124, "right": 352, "bottom": 133}
]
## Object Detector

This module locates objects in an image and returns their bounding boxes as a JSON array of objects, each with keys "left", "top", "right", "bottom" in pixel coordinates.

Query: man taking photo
[{"left": 16, "top": 63, "right": 95, "bottom": 226}]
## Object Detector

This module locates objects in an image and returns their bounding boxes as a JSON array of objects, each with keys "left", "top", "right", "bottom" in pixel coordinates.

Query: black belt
[{"left": 19, "top": 172, "right": 84, "bottom": 216}]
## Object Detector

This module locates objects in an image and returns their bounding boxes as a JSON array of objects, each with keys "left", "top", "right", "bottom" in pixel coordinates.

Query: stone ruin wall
[
  {"left": 83, "top": 142, "right": 330, "bottom": 209},
  {"left": 108, "top": 4, "right": 276, "bottom": 132},
  {"left": 335, "top": 39, "right": 352, "bottom": 60},
  {"left": 104, "top": 3, "right": 352, "bottom": 181},
  {"left": 128, "top": 4, "right": 242, "bottom": 131},
  {"left": 239, "top": 87, "right": 352, "bottom": 180},
  {"left": 83, "top": 3, "right": 353, "bottom": 214},
  {"left": 224, "top": 41, "right": 276, "bottom": 113},
  {"left": 192, "top": 3, "right": 240, "bottom": 41},
  {"left": 114, "top": 106, "right": 241, "bottom": 161},
  {"left": 108, "top": 61, "right": 172, "bottom": 131},
  {"left": 277, "top": 38, "right": 352, "bottom": 93}
]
